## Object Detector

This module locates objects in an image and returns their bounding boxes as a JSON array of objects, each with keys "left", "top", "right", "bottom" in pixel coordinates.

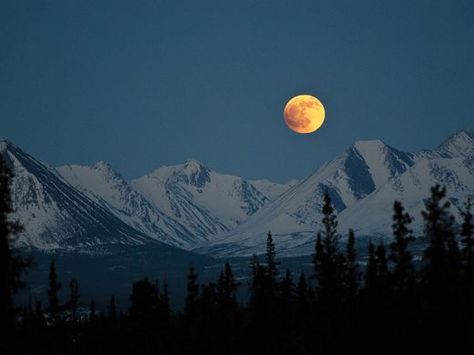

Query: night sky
[{"left": 2, "top": 0, "right": 473, "bottom": 182}]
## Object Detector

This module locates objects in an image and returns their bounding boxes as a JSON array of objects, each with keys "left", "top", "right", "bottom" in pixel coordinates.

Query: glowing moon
[{"left": 283, "top": 94, "right": 325, "bottom": 134}]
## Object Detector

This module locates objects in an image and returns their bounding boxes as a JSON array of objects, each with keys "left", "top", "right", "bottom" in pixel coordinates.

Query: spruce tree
[
  {"left": 217, "top": 262, "right": 240, "bottom": 309},
  {"left": 460, "top": 198, "right": 474, "bottom": 350},
  {"left": 421, "top": 185, "right": 454, "bottom": 294},
  {"left": 375, "top": 244, "right": 389, "bottom": 297},
  {"left": 264, "top": 230, "right": 279, "bottom": 305},
  {"left": 446, "top": 220, "right": 462, "bottom": 284},
  {"left": 47, "top": 260, "right": 61, "bottom": 324},
  {"left": 266, "top": 230, "right": 278, "bottom": 281},
  {"left": 312, "top": 193, "right": 346, "bottom": 354},
  {"left": 277, "top": 269, "right": 294, "bottom": 353},
  {"left": 68, "top": 278, "right": 80, "bottom": 322},
  {"left": 108, "top": 295, "right": 117, "bottom": 321},
  {"left": 294, "top": 271, "right": 310, "bottom": 320},
  {"left": 321, "top": 193, "right": 339, "bottom": 257},
  {"left": 34, "top": 298, "right": 43, "bottom": 317},
  {"left": 248, "top": 253, "right": 270, "bottom": 353},
  {"left": 461, "top": 198, "right": 474, "bottom": 278},
  {"left": 295, "top": 271, "right": 309, "bottom": 305},
  {"left": 364, "top": 242, "right": 389, "bottom": 303},
  {"left": 313, "top": 193, "right": 344, "bottom": 307},
  {"left": 129, "top": 277, "right": 159, "bottom": 321},
  {"left": 248, "top": 254, "right": 264, "bottom": 312},
  {"left": 344, "top": 229, "right": 359, "bottom": 301},
  {"left": 161, "top": 281, "right": 170, "bottom": 314},
  {"left": 159, "top": 281, "right": 171, "bottom": 328},
  {"left": 279, "top": 269, "right": 294, "bottom": 319},
  {"left": 389, "top": 201, "right": 415, "bottom": 293},
  {"left": 184, "top": 265, "right": 199, "bottom": 319},
  {"left": 0, "top": 154, "right": 30, "bottom": 333},
  {"left": 89, "top": 298, "right": 96, "bottom": 322},
  {"left": 420, "top": 185, "right": 459, "bottom": 352},
  {"left": 313, "top": 233, "right": 324, "bottom": 278},
  {"left": 365, "top": 241, "right": 377, "bottom": 295}
]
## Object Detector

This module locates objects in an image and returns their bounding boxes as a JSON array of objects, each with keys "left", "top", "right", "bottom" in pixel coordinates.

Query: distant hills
[{"left": 1, "top": 129, "right": 472, "bottom": 257}]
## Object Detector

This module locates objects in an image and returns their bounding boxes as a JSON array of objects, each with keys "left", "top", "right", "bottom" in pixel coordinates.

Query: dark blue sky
[{"left": 2, "top": 0, "right": 473, "bottom": 182}]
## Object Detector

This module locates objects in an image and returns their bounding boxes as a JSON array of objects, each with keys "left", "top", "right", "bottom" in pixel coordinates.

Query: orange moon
[{"left": 283, "top": 95, "right": 325, "bottom": 134}]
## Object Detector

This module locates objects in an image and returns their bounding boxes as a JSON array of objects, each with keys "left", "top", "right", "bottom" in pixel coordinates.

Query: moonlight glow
[{"left": 283, "top": 95, "right": 325, "bottom": 134}]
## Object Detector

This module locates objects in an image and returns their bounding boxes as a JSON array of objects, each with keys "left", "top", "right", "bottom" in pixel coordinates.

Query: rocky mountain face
[
  {"left": 1, "top": 129, "right": 472, "bottom": 257},
  {"left": 131, "top": 159, "right": 269, "bottom": 244},
  {"left": 199, "top": 130, "right": 474, "bottom": 257},
  {"left": 1, "top": 141, "right": 285, "bottom": 251},
  {"left": 249, "top": 178, "right": 298, "bottom": 200},
  {"left": 56, "top": 162, "right": 194, "bottom": 249},
  {"left": 0, "top": 140, "right": 149, "bottom": 250}
]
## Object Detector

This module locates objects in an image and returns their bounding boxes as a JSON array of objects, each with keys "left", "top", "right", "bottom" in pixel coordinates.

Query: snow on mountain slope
[
  {"left": 339, "top": 131, "right": 474, "bottom": 238},
  {"left": 2, "top": 129, "right": 471, "bottom": 257},
  {"left": 131, "top": 160, "right": 269, "bottom": 242},
  {"left": 0, "top": 140, "right": 149, "bottom": 250},
  {"left": 438, "top": 129, "right": 474, "bottom": 176},
  {"left": 438, "top": 129, "right": 474, "bottom": 160},
  {"left": 197, "top": 136, "right": 471, "bottom": 257},
  {"left": 57, "top": 162, "right": 196, "bottom": 249},
  {"left": 249, "top": 178, "right": 298, "bottom": 200}
]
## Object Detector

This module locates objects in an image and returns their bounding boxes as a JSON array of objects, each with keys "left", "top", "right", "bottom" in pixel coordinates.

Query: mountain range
[{"left": 1, "top": 129, "right": 472, "bottom": 257}]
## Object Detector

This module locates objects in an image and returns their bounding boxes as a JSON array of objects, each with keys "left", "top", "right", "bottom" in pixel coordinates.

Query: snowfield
[{"left": 1, "top": 129, "right": 472, "bottom": 257}]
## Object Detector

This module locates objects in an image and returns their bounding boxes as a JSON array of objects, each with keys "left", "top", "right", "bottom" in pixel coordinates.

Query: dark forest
[{"left": 1, "top": 154, "right": 473, "bottom": 355}]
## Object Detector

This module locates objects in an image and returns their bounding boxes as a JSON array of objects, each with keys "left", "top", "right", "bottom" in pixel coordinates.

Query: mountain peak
[
  {"left": 184, "top": 158, "right": 204, "bottom": 169},
  {"left": 343, "top": 139, "right": 414, "bottom": 191},
  {"left": 92, "top": 160, "right": 114, "bottom": 171},
  {"left": 89, "top": 161, "right": 126, "bottom": 182},
  {"left": 0, "top": 139, "right": 9, "bottom": 154},
  {"left": 179, "top": 159, "right": 210, "bottom": 187},
  {"left": 0, "top": 139, "right": 15, "bottom": 154},
  {"left": 353, "top": 139, "right": 387, "bottom": 152},
  {"left": 438, "top": 129, "right": 474, "bottom": 159}
]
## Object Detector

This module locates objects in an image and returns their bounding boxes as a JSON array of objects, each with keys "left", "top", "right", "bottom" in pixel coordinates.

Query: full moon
[{"left": 283, "top": 94, "right": 325, "bottom": 134}]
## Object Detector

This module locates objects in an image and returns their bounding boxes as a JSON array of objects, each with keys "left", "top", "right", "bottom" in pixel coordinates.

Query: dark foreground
[{"left": 1, "top": 149, "right": 473, "bottom": 355}]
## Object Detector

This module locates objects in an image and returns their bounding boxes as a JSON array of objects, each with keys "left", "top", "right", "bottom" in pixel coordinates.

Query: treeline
[{"left": 1, "top": 155, "right": 474, "bottom": 354}]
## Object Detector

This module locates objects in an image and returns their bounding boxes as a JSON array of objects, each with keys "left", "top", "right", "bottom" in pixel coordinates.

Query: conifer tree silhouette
[
  {"left": 5, "top": 182, "right": 474, "bottom": 355},
  {"left": 313, "top": 193, "right": 344, "bottom": 307},
  {"left": 312, "top": 192, "right": 346, "bottom": 354},
  {"left": 390, "top": 201, "right": 415, "bottom": 294},
  {"left": 184, "top": 265, "right": 199, "bottom": 320},
  {"left": 47, "top": 260, "right": 61, "bottom": 324},
  {"left": 108, "top": 295, "right": 117, "bottom": 321},
  {"left": 420, "top": 185, "right": 459, "bottom": 352},
  {"left": 421, "top": 184, "right": 457, "bottom": 315},
  {"left": 0, "top": 154, "right": 30, "bottom": 336},
  {"left": 89, "top": 298, "right": 96, "bottom": 322},
  {"left": 217, "top": 262, "right": 240, "bottom": 311},
  {"left": 68, "top": 278, "right": 80, "bottom": 322},
  {"left": 266, "top": 230, "right": 278, "bottom": 280},
  {"left": 344, "top": 229, "right": 359, "bottom": 301},
  {"left": 365, "top": 241, "right": 377, "bottom": 297},
  {"left": 461, "top": 198, "right": 474, "bottom": 279}
]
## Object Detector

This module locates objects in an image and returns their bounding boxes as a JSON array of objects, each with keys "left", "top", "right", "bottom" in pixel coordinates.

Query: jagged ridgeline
[{"left": 0, "top": 129, "right": 472, "bottom": 256}]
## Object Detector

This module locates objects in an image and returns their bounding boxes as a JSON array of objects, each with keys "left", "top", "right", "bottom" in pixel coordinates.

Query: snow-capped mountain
[
  {"left": 338, "top": 130, "right": 474, "bottom": 239},
  {"left": 57, "top": 162, "right": 195, "bottom": 249},
  {"left": 57, "top": 159, "right": 275, "bottom": 249},
  {"left": 2, "top": 129, "right": 472, "bottom": 257},
  {"left": 199, "top": 130, "right": 473, "bottom": 257},
  {"left": 438, "top": 129, "right": 474, "bottom": 161},
  {"left": 0, "top": 140, "right": 150, "bottom": 250},
  {"left": 249, "top": 178, "right": 299, "bottom": 200},
  {"left": 131, "top": 160, "right": 270, "bottom": 241},
  {"left": 1, "top": 139, "right": 287, "bottom": 252}
]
